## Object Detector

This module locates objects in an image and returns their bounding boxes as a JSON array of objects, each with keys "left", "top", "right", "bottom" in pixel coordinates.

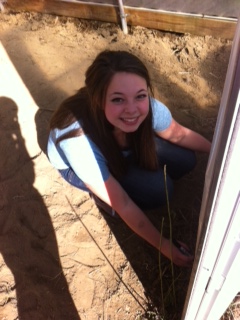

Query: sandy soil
[{"left": 0, "top": 10, "right": 233, "bottom": 320}]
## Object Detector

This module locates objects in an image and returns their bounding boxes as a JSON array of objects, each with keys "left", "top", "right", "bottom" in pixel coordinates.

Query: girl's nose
[{"left": 125, "top": 100, "right": 137, "bottom": 113}]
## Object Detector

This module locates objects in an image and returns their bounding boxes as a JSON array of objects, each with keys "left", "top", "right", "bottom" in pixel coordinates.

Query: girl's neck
[{"left": 113, "top": 129, "right": 128, "bottom": 148}]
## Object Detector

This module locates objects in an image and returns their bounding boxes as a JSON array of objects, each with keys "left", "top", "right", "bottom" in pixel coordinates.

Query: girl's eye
[
  {"left": 136, "top": 94, "right": 147, "bottom": 100},
  {"left": 111, "top": 97, "right": 124, "bottom": 103}
]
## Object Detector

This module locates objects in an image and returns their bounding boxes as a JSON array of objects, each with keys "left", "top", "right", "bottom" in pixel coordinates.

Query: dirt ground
[{"left": 0, "top": 9, "right": 234, "bottom": 320}]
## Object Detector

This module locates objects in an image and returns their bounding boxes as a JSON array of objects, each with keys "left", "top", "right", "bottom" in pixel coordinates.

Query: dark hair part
[{"left": 50, "top": 50, "right": 158, "bottom": 178}]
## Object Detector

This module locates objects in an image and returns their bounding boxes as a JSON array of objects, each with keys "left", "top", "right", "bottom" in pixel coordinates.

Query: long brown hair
[{"left": 50, "top": 50, "right": 158, "bottom": 178}]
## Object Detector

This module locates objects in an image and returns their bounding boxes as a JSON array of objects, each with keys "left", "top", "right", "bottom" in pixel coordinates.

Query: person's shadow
[{"left": 0, "top": 97, "right": 80, "bottom": 319}]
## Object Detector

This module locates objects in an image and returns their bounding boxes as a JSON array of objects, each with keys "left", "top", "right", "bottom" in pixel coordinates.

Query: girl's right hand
[{"left": 161, "top": 238, "right": 194, "bottom": 267}]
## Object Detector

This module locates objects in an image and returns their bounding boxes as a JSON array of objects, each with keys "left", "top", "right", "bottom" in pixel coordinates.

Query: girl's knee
[{"left": 186, "top": 150, "right": 197, "bottom": 172}]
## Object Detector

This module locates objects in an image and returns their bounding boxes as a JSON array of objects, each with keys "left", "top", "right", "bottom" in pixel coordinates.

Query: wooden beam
[
  {"left": 6, "top": 0, "right": 120, "bottom": 23},
  {"left": 6, "top": 0, "right": 237, "bottom": 39},
  {"left": 126, "top": 7, "right": 237, "bottom": 39}
]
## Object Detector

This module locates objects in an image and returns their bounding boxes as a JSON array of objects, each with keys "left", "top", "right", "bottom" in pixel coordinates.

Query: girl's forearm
[
  {"left": 118, "top": 200, "right": 165, "bottom": 252},
  {"left": 176, "top": 128, "right": 211, "bottom": 153}
]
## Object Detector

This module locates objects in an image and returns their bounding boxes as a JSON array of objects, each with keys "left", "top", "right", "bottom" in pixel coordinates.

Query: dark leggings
[{"left": 59, "top": 137, "right": 196, "bottom": 211}]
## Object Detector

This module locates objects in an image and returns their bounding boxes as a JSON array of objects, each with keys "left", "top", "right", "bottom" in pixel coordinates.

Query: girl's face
[{"left": 104, "top": 72, "right": 149, "bottom": 134}]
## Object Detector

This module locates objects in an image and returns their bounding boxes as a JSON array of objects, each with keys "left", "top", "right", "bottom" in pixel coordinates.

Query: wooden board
[
  {"left": 6, "top": 0, "right": 237, "bottom": 39},
  {"left": 73, "top": 0, "right": 239, "bottom": 19}
]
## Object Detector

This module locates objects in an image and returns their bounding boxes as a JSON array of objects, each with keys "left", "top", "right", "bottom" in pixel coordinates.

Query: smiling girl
[{"left": 47, "top": 50, "right": 211, "bottom": 267}]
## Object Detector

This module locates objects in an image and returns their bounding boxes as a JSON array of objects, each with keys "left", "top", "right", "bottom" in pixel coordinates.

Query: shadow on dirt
[{"left": 0, "top": 97, "right": 80, "bottom": 319}]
